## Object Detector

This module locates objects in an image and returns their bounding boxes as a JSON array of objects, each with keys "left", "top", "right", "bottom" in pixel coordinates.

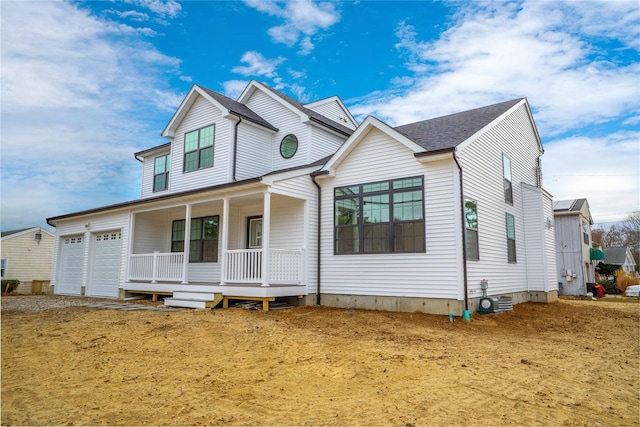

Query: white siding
[
  {"left": 132, "top": 211, "right": 171, "bottom": 253},
  {"left": 522, "top": 184, "right": 557, "bottom": 292},
  {"left": 319, "top": 128, "right": 461, "bottom": 299},
  {"left": 235, "top": 122, "right": 273, "bottom": 180},
  {"left": 305, "top": 99, "right": 356, "bottom": 130},
  {"left": 460, "top": 103, "right": 544, "bottom": 297},
  {"left": 244, "top": 89, "right": 310, "bottom": 171},
  {"left": 139, "top": 146, "right": 171, "bottom": 199},
  {"left": 310, "top": 125, "right": 347, "bottom": 163},
  {"left": 169, "top": 95, "right": 232, "bottom": 193}
]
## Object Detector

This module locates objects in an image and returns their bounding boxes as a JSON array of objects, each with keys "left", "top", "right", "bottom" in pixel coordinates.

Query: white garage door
[
  {"left": 57, "top": 235, "right": 85, "bottom": 295},
  {"left": 88, "top": 231, "right": 122, "bottom": 298}
]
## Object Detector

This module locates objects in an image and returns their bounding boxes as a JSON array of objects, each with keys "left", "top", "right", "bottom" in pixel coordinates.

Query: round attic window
[{"left": 280, "top": 134, "right": 298, "bottom": 159}]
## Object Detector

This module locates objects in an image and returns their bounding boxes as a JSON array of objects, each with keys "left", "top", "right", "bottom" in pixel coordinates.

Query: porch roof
[{"left": 46, "top": 177, "right": 261, "bottom": 226}]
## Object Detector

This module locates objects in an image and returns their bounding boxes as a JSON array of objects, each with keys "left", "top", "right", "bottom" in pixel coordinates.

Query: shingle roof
[
  {"left": 394, "top": 98, "right": 523, "bottom": 151},
  {"left": 258, "top": 83, "right": 354, "bottom": 136},
  {"left": 603, "top": 246, "right": 632, "bottom": 265},
  {"left": 553, "top": 198, "right": 587, "bottom": 213},
  {"left": 1, "top": 228, "right": 33, "bottom": 238},
  {"left": 197, "top": 85, "right": 278, "bottom": 131}
]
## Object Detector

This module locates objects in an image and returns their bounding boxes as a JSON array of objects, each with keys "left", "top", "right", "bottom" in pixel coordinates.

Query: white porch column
[
  {"left": 219, "top": 198, "right": 230, "bottom": 286},
  {"left": 261, "top": 192, "right": 271, "bottom": 287},
  {"left": 181, "top": 204, "right": 192, "bottom": 284}
]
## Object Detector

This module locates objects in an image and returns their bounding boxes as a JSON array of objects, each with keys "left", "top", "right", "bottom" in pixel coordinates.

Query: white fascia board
[
  {"left": 456, "top": 99, "right": 539, "bottom": 154},
  {"left": 230, "top": 114, "right": 277, "bottom": 134},
  {"left": 261, "top": 165, "right": 321, "bottom": 185},
  {"left": 304, "top": 96, "right": 358, "bottom": 128},
  {"left": 1, "top": 227, "right": 54, "bottom": 241},
  {"left": 162, "top": 86, "right": 229, "bottom": 138},
  {"left": 239, "top": 80, "right": 307, "bottom": 122},
  {"left": 321, "top": 115, "right": 424, "bottom": 175}
]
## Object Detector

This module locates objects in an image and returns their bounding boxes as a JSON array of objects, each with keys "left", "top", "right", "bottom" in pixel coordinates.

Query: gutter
[
  {"left": 310, "top": 170, "right": 329, "bottom": 306},
  {"left": 232, "top": 115, "right": 242, "bottom": 181},
  {"left": 453, "top": 151, "right": 470, "bottom": 314}
]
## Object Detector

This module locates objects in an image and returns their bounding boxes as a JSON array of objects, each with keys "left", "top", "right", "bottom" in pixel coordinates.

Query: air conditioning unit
[{"left": 478, "top": 297, "right": 500, "bottom": 314}]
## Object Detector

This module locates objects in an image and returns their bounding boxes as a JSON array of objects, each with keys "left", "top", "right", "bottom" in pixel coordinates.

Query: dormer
[
  {"left": 135, "top": 142, "right": 171, "bottom": 198},
  {"left": 304, "top": 96, "right": 358, "bottom": 131}
]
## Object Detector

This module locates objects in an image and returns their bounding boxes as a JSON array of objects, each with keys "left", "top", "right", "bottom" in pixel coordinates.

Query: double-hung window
[
  {"left": 334, "top": 176, "right": 424, "bottom": 254},
  {"left": 184, "top": 125, "right": 214, "bottom": 172},
  {"left": 503, "top": 154, "right": 513, "bottom": 204},
  {"left": 171, "top": 216, "right": 219, "bottom": 262},
  {"left": 582, "top": 221, "right": 590, "bottom": 245},
  {"left": 153, "top": 154, "right": 170, "bottom": 192},
  {"left": 0, "top": 259, "right": 7, "bottom": 279},
  {"left": 465, "top": 199, "right": 479, "bottom": 261},
  {"left": 505, "top": 213, "right": 517, "bottom": 263}
]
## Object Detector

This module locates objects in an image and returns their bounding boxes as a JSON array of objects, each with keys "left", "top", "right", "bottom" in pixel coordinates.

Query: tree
[{"left": 593, "top": 211, "right": 640, "bottom": 273}]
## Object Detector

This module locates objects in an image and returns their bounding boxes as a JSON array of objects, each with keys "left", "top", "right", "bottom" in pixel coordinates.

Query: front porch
[{"left": 124, "top": 189, "right": 310, "bottom": 305}]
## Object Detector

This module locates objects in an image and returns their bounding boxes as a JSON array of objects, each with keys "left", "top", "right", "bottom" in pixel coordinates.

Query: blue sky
[{"left": 1, "top": 0, "right": 638, "bottom": 232}]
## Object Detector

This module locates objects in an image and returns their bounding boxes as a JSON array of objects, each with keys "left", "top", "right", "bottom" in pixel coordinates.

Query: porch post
[
  {"left": 261, "top": 192, "right": 271, "bottom": 287},
  {"left": 219, "top": 197, "right": 230, "bottom": 286},
  {"left": 181, "top": 204, "right": 192, "bottom": 284}
]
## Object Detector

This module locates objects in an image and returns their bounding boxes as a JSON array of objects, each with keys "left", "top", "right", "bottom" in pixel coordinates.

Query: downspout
[
  {"left": 311, "top": 171, "right": 327, "bottom": 306},
  {"left": 232, "top": 116, "right": 242, "bottom": 181},
  {"left": 453, "top": 151, "right": 470, "bottom": 313}
]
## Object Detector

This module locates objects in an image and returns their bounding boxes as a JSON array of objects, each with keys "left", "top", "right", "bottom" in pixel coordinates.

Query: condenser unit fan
[{"left": 478, "top": 297, "right": 500, "bottom": 314}]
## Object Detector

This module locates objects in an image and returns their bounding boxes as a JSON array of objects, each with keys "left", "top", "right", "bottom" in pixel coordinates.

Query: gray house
[
  {"left": 603, "top": 246, "right": 637, "bottom": 273},
  {"left": 553, "top": 198, "right": 596, "bottom": 295}
]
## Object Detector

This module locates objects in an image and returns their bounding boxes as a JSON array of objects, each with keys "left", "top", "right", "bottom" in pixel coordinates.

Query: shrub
[
  {"left": 615, "top": 269, "right": 639, "bottom": 294},
  {"left": 1, "top": 280, "right": 20, "bottom": 294}
]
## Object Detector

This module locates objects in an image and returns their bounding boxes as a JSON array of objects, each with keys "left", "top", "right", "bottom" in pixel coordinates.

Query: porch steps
[{"left": 164, "top": 291, "right": 223, "bottom": 309}]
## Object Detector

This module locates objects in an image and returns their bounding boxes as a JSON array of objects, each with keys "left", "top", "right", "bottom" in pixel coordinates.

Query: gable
[
  {"left": 162, "top": 85, "right": 275, "bottom": 138},
  {"left": 304, "top": 96, "right": 357, "bottom": 130}
]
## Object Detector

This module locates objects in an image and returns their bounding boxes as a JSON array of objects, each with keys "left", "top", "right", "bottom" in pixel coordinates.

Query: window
[
  {"left": 465, "top": 199, "right": 479, "bottom": 261},
  {"left": 582, "top": 221, "right": 589, "bottom": 245},
  {"left": 503, "top": 154, "right": 513, "bottom": 204},
  {"left": 334, "top": 176, "right": 424, "bottom": 254},
  {"left": 171, "top": 216, "right": 219, "bottom": 262},
  {"left": 280, "top": 134, "right": 298, "bottom": 159},
  {"left": 184, "top": 125, "right": 214, "bottom": 172},
  {"left": 153, "top": 154, "right": 170, "bottom": 192},
  {"left": 0, "top": 259, "right": 6, "bottom": 279},
  {"left": 506, "top": 213, "right": 517, "bottom": 263}
]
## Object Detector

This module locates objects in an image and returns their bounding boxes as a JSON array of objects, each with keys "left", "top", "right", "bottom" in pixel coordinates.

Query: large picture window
[
  {"left": 465, "top": 199, "right": 479, "bottom": 261},
  {"left": 503, "top": 154, "right": 513, "bottom": 204},
  {"left": 172, "top": 216, "right": 219, "bottom": 262},
  {"left": 184, "top": 125, "right": 214, "bottom": 172},
  {"left": 505, "top": 213, "right": 517, "bottom": 263},
  {"left": 153, "top": 154, "right": 170, "bottom": 192},
  {"left": 334, "top": 176, "right": 424, "bottom": 254}
]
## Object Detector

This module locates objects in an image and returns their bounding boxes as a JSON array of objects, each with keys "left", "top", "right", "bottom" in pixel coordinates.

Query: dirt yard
[{"left": 1, "top": 296, "right": 638, "bottom": 426}]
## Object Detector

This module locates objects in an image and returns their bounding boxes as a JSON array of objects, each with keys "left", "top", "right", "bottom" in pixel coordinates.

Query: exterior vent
[{"left": 34, "top": 232, "right": 42, "bottom": 242}]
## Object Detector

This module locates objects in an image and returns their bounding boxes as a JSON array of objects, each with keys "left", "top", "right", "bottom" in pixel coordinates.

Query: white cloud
[
  {"left": 351, "top": 0, "right": 639, "bottom": 136},
  {"left": 0, "top": 1, "right": 182, "bottom": 230},
  {"left": 543, "top": 131, "right": 640, "bottom": 223},
  {"left": 126, "top": 0, "right": 181, "bottom": 18},
  {"left": 244, "top": 0, "right": 340, "bottom": 55},
  {"left": 231, "top": 51, "right": 285, "bottom": 78},
  {"left": 114, "top": 10, "right": 150, "bottom": 21},
  {"left": 222, "top": 80, "right": 250, "bottom": 99}
]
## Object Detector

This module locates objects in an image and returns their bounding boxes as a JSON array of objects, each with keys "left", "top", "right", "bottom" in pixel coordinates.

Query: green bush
[{"left": 1, "top": 279, "right": 20, "bottom": 294}]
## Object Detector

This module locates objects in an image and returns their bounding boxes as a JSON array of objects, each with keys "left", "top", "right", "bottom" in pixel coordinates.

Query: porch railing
[
  {"left": 224, "top": 248, "right": 304, "bottom": 285},
  {"left": 129, "top": 252, "right": 184, "bottom": 282}
]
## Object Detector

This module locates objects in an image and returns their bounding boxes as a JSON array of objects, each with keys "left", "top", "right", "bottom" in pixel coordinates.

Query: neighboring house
[
  {"left": 603, "top": 246, "right": 637, "bottom": 273},
  {"left": 47, "top": 81, "right": 557, "bottom": 314},
  {"left": 1, "top": 227, "right": 55, "bottom": 294},
  {"left": 553, "top": 198, "right": 599, "bottom": 295}
]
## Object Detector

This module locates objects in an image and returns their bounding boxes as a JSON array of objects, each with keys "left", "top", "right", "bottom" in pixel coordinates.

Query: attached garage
[
  {"left": 87, "top": 231, "right": 122, "bottom": 298},
  {"left": 56, "top": 235, "right": 85, "bottom": 295}
]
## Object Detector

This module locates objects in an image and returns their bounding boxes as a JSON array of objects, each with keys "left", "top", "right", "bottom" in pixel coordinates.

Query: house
[
  {"left": 553, "top": 198, "right": 599, "bottom": 295},
  {"left": 603, "top": 246, "right": 637, "bottom": 273},
  {"left": 47, "top": 81, "right": 557, "bottom": 314},
  {"left": 1, "top": 227, "right": 55, "bottom": 294}
]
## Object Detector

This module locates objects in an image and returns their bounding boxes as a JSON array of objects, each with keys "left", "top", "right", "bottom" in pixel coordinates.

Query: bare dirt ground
[{"left": 1, "top": 295, "right": 638, "bottom": 426}]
